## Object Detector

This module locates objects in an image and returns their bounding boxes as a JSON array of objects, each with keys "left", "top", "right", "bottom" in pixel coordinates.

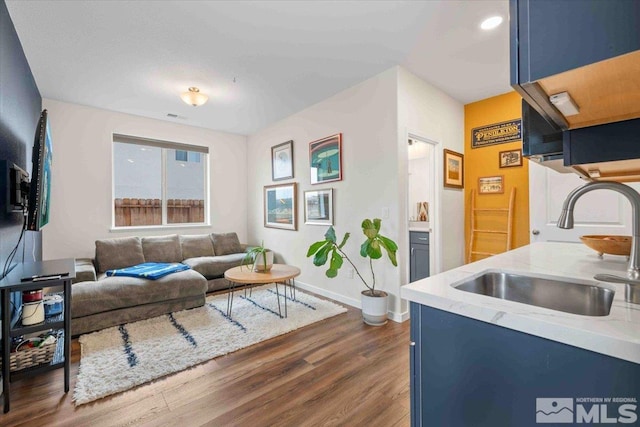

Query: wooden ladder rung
[
  {"left": 474, "top": 229, "right": 508, "bottom": 234},
  {"left": 471, "top": 251, "right": 498, "bottom": 256},
  {"left": 473, "top": 208, "right": 509, "bottom": 212}
]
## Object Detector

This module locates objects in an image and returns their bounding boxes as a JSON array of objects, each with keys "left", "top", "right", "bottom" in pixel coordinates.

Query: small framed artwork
[
  {"left": 443, "top": 149, "right": 464, "bottom": 188},
  {"left": 304, "top": 189, "right": 333, "bottom": 225},
  {"left": 478, "top": 175, "right": 504, "bottom": 194},
  {"left": 271, "top": 140, "right": 294, "bottom": 181},
  {"left": 264, "top": 183, "right": 298, "bottom": 230},
  {"left": 310, "top": 133, "right": 342, "bottom": 184},
  {"left": 499, "top": 148, "right": 523, "bottom": 168}
]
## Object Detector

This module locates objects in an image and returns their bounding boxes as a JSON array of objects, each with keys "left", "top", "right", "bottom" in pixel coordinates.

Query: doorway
[
  {"left": 529, "top": 161, "right": 640, "bottom": 242},
  {"left": 406, "top": 133, "right": 439, "bottom": 277}
]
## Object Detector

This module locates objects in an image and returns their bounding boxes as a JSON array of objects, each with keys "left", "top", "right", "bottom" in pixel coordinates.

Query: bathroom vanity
[{"left": 409, "top": 230, "right": 430, "bottom": 282}]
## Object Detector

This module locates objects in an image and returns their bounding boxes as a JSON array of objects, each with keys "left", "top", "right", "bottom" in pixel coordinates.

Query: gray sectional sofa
[{"left": 71, "top": 232, "right": 248, "bottom": 335}]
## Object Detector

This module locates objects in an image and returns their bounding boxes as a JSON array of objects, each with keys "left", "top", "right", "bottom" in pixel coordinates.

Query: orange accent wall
[{"left": 464, "top": 91, "right": 529, "bottom": 263}]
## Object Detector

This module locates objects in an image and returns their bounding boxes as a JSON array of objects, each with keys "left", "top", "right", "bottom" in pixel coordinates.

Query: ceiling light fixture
[
  {"left": 480, "top": 16, "right": 503, "bottom": 30},
  {"left": 180, "top": 87, "right": 208, "bottom": 107}
]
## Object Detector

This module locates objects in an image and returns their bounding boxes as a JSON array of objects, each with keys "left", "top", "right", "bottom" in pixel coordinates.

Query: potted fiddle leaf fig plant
[
  {"left": 307, "top": 218, "right": 398, "bottom": 326},
  {"left": 242, "top": 241, "right": 274, "bottom": 272}
]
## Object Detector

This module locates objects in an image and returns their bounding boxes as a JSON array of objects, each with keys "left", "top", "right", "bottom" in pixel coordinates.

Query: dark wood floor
[{"left": 1, "top": 304, "right": 411, "bottom": 427}]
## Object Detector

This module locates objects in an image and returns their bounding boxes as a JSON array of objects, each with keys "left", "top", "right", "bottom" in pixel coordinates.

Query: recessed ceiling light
[{"left": 480, "top": 16, "right": 503, "bottom": 30}]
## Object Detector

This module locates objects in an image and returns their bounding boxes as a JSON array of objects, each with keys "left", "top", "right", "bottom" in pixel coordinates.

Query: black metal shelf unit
[{"left": 0, "top": 259, "right": 75, "bottom": 413}]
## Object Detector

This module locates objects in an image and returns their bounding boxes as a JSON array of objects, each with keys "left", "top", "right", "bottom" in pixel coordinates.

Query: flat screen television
[{"left": 27, "top": 109, "right": 52, "bottom": 231}]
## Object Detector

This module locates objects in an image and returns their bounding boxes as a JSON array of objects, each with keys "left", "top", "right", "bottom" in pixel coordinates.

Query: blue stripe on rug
[
  {"left": 266, "top": 288, "right": 316, "bottom": 310},
  {"left": 167, "top": 313, "right": 197, "bottom": 347},
  {"left": 207, "top": 303, "right": 247, "bottom": 332},
  {"left": 239, "top": 294, "right": 282, "bottom": 317},
  {"left": 118, "top": 325, "right": 138, "bottom": 367}
]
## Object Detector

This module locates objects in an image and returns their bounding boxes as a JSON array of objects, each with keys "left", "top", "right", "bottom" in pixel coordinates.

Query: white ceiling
[{"left": 6, "top": 0, "right": 511, "bottom": 136}]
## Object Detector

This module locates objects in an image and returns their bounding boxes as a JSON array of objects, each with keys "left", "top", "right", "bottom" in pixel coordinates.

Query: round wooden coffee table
[{"left": 224, "top": 264, "right": 301, "bottom": 318}]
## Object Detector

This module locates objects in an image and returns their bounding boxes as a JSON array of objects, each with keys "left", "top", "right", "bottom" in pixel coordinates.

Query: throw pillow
[
  {"left": 211, "top": 232, "right": 242, "bottom": 255},
  {"left": 95, "top": 237, "right": 145, "bottom": 273},
  {"left": 142, "top": 234, "right": 183, "bottom": 263},
  {"left": 180, "top": 234, "right": 215, "bottom": 259}
]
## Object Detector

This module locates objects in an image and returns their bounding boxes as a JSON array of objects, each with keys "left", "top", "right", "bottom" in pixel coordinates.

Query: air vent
[{"left": 166, "top": 113, "right": 187, "bottom": 120}]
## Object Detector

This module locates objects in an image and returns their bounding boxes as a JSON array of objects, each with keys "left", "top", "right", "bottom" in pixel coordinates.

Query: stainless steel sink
[{"left": 453, "top": 272, "right": 615, "bottom": 316}]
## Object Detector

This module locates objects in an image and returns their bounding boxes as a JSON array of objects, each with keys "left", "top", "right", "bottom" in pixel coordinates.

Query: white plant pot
[
  {"left": 253, "top": 250, "right": 274, "bottom": 272},
  {"left": 361, "top": 290, "right": 388, "bottom": 326}
]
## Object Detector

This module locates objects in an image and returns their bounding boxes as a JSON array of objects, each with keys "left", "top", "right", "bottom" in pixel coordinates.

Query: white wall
[
  {"left": 397, "top": 67, "right": 465, "bottom": 279},
  {"left": 246, "top": 67, "right": 403, "bottom": 317},
  {"left": 245, "top": 66, "right": 464, "bottom": 322},
  {"left": 42, "top": 99, "right": 248, "bottom": 260}
]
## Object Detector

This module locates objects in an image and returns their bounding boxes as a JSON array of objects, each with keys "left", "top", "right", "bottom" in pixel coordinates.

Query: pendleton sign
[{"left": 472, "top": 119, "right": 522, "bottom": 148}]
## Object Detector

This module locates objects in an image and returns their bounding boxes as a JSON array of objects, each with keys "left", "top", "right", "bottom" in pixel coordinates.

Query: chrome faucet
[{"left": 557, "top": 181, "right": 640, "bottom": 304}]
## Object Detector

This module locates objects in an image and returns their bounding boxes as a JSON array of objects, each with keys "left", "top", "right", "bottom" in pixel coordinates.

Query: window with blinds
[{"left": 112, "top": 134, "right": 208, "bottom": 227}]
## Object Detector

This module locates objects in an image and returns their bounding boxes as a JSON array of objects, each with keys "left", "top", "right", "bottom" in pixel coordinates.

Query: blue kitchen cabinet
[
  {"left": 512, "top": 0, "right": 640, "bottom": 179},
  {"left": 410, "top": 232, "right": 429, "bottom": 283},
  {"left": 410, "top": 303, "right": 640, "bottom": 426},
  {"left": 511, "top": 0, "right": 639, "bottom": 85},
  {"left": 510, "top": 0, "right": 640, "bottom": 131}
]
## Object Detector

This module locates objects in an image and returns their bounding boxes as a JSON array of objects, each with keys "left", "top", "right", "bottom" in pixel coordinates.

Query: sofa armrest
[{"left": 74, "top": 258, "right": 97, "bottom": 283}]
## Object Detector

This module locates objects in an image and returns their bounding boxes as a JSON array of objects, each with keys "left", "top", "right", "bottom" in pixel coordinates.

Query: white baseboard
[
  {"left": 295, "top": 280, "right": 409, "bottom": 323},
  {"left": 389, "top": 309, "right": 410, "bottom": 323},
  {"left": 295, "top": 280, "right": 361, "bottom": 308}
]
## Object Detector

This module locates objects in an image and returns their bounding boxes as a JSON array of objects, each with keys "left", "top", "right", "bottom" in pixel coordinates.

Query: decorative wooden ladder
[{"left": 468, "top": 187, "right": 516, "bottom": 263}]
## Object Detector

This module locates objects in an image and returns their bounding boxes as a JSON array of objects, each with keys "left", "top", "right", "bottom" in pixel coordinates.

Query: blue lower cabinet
[
  {"left": 410, "top": 232, "right": 429, "bottom": 282},
  {"left": 409, "top": 302, "right": 640, "bottom": 426}
]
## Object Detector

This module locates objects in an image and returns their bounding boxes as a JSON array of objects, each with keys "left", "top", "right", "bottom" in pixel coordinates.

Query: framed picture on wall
[
  {"left": 304, "top": 188, "right": 333, "bottom": 225},
  {"left": 499, "top": 149, "right": 522, "bottom": 168},
  {"left": 271, "top": 140, "right": 294, "bottom": 181},
  {"left": 443, "top": 149, "right": 464, "bottom": 188},
  {"left": 478, "top": 175, "right": 504, "bottom": 194},
  {"left": 309, "top": 134, "right": 342, "bottom": 184},
  {"left": 264, "top": 183, "right": 298, "bottom": 230}
]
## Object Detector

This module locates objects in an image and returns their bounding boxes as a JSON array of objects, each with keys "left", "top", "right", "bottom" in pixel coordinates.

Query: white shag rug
[{"left": 74, "top": 285, "right": 347, "bottom": 405}]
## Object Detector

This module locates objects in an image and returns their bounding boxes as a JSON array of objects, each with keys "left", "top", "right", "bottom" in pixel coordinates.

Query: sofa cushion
[
  {"left": 182, "top": 253, "right": 246, "bottom": 279},
  {"left": 142, "top": 234, "right": 182, "bottom": 263},
  {"left": 95, "top": 237, "right": 145, "bottom": 273},
  {"left": 211, "top": 232, "right": 242, "bottom": 255},
  {"left": 71, "top": 269, "right": 207, "bottom": 318},
  {"left": 74, "top": 258, "right": 97, "bottom": 283},
  {"left": 180, "top": 234, "right": 215, "bottom": 259}
]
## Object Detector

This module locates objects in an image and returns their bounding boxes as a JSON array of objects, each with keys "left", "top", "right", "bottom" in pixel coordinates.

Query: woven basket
[{"left": 3, "top": 341, "right": 56, "bottom": 372}]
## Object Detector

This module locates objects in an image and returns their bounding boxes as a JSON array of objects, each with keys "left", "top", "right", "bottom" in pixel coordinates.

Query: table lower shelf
[
  {"left": 10, "top": 313, "right": 64, "bottom": 337},
  {"left": 6, "top": 331, "right": 65, "bottom": 381}
]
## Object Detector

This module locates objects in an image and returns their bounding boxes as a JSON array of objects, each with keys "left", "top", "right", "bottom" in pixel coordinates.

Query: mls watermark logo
[
  {"left": 536, "top": 397, "right": 638, "bottom": 424},
  {"left": 536, "top": 398, "right": 574, "bottom": 423}
]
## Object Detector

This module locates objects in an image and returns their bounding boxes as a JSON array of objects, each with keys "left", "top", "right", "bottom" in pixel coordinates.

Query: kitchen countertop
[
  {"left": 401, "top": 242, "right": 640, "bottom": 364},
  {"left": 408, "top": 221, "right": 430, "bottom": 232}
]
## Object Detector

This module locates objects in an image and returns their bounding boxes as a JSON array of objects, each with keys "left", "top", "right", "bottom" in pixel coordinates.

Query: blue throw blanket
[{"left": 105, "top": 262, "right": 190, "bottom": 280}]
